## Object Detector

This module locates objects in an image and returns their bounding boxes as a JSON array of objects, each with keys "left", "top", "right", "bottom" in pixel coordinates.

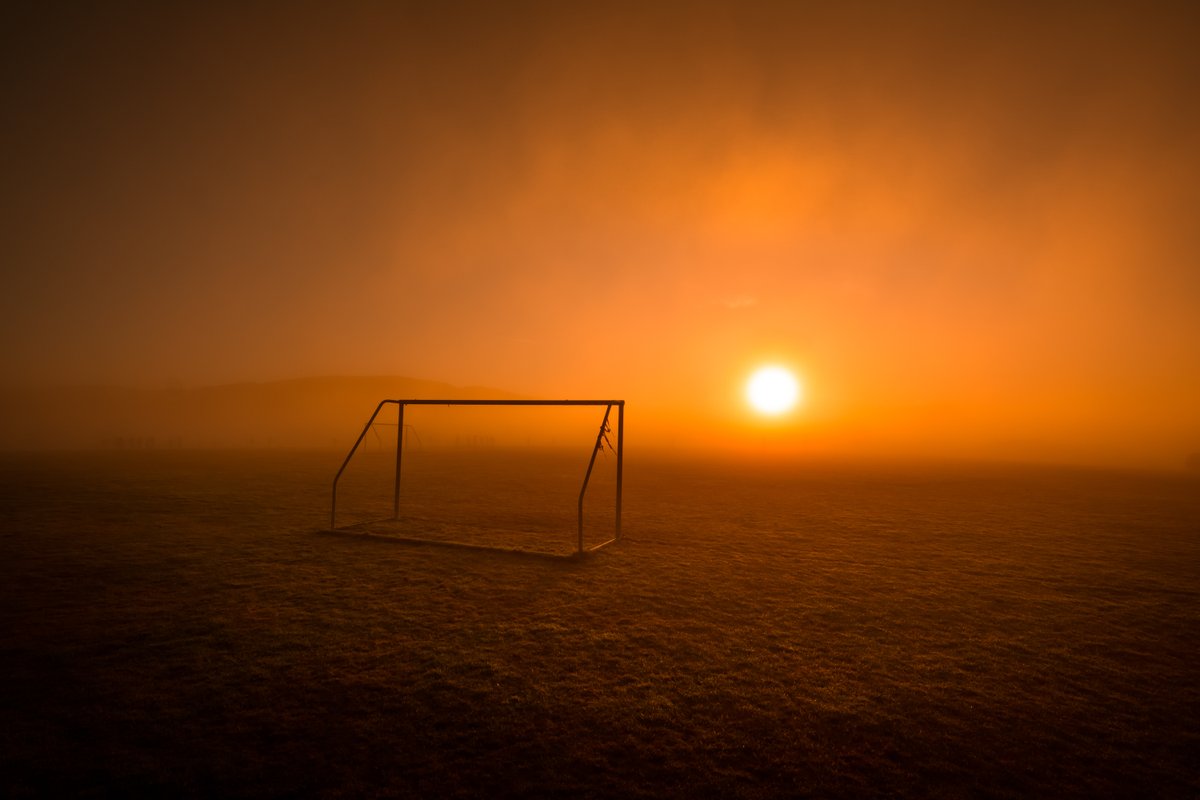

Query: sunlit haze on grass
[{"left": 2, "top": 3, "right": 1198, "bottom": 467}]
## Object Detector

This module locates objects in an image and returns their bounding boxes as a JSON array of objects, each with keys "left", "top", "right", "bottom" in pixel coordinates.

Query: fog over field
[
  {"left": 2, "top": 2, "right": 1199, "bottom": 796},
  {"left": 3, "top": 2, "right": 1199, "bottom": 467}
]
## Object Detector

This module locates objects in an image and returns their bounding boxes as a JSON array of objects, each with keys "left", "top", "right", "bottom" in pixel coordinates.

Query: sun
[{"left": 746, "top": 365, "right": 801, "bottom": 416}]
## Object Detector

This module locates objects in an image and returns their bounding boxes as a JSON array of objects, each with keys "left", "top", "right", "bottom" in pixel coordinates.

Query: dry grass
[{"left": 1, "top": 450, "right": 1197, "bottom": 798}]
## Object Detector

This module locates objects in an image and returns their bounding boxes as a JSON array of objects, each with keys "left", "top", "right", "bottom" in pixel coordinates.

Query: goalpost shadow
[{"left": 316, "top": 524, "right": 598, "bottom": 562}]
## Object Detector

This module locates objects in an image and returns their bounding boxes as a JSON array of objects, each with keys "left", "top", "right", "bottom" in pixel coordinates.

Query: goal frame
[{"left": 330, "top": 399, "right": 624, "bottom": 554}]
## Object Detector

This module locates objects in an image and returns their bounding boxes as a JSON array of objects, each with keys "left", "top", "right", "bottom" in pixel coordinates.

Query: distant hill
[{"left": 0, "top": 376, "right": 527, "bottom": 450}]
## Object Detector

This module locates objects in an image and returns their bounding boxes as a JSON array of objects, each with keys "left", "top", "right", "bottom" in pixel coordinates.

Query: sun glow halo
[{"left": 746, "top": 366, "right": 801, "bottom": 416}]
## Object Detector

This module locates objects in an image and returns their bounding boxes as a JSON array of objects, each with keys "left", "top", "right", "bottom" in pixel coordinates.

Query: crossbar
[{"left": 330, "top": 399, "right": 625, "bottom": 555}]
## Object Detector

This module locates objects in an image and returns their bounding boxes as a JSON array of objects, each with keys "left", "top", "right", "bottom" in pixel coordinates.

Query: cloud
[{"left": 723, "top": 295, "right": 758, "bottom": 310}]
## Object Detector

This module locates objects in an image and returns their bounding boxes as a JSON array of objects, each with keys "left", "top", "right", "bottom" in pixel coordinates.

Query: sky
[{"left": 3, "top": 1, "right": 1198, "bottom": 465}]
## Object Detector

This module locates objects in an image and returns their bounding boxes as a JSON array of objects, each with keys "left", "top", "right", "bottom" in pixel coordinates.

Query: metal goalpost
[{"left": 330, "top": 399, "right": 624, "bottom": 555}]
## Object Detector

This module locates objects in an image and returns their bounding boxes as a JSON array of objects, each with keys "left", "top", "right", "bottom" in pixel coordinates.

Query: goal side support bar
[{"left": 330, "top": 399, "right": 625, "bottom": 554}]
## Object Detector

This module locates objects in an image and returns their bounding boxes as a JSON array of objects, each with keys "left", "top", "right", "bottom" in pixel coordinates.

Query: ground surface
[{"left": 1, "top": 449, "right": 1198, "bottom": 798}]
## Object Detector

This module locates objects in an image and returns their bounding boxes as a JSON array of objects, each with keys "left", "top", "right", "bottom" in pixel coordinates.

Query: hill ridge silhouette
[{"left": 0, "top": 376, "right": 527, "bottom": 449}]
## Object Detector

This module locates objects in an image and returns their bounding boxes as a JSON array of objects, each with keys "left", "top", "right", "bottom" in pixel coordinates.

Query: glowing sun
[{"left": 746, "top": 366, "right": 801, "bottom": 415}]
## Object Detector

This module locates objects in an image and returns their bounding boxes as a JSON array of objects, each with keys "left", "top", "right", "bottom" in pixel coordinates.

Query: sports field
[{"left": 2, "top": 449, "right": 1197, "bottom": 797}]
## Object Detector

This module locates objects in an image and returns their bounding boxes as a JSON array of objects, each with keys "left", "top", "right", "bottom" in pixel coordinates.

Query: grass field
[{"left": 1, "top": 449, "right": 1198, "bottom": 798}]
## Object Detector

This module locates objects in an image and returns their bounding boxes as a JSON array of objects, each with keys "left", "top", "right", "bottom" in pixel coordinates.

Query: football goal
[{"left": 330, "top": 399, "right": 624, "bottom": 555}]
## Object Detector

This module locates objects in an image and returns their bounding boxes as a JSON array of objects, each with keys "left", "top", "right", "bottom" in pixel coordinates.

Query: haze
[{"left": 3, "top": 2, "right": 1197, "bottom": 467}]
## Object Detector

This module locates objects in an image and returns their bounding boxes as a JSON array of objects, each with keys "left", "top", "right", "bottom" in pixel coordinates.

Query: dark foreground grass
[{"left": 1, "top": 450, "right": 1197, "bottom": 798}]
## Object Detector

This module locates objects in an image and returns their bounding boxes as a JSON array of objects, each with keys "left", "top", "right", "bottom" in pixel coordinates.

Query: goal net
[{"left": 330, "top": 400, "right": 624, "bottom": 556}]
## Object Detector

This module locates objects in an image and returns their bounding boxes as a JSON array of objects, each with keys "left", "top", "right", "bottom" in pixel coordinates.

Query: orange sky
[{"left": 3, "top": 2, "right": 1198, "bottom": 466}]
